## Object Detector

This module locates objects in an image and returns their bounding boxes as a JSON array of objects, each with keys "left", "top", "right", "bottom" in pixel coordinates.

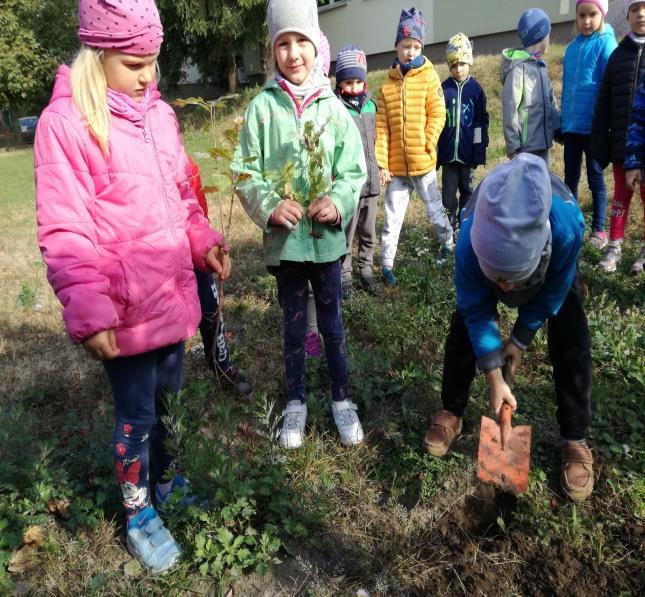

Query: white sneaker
[
  {"left": 332, "top": 400, "right": 364, "bottom": 446},
  {"left": 279, "top": 400, "right": 307, "bottom": 449},
  {"left": 599, "top": 240, "right": 622, "bottom": 272}
]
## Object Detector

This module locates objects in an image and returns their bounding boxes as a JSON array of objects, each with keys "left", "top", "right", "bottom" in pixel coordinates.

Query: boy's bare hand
[
  {"left": 307, "top": 195, "right": 339, "bottom": 223},
  {"left": 272, "top": 199, "right": 304, "bottom": 229},
  {"left": 206, "top": 245, "right": 232, "bottom": 281},
  {"left": 83, "top": 329, "right": 120, "bottom": 360},
  {"left": 379, "top": 169, "right": 392, "bottom": 186},
  {"left": 485, "top": 367, "right": 518, "bottom": 419},
  {"left": 626, "top": 168, "right": 641, "bottom": 190}
]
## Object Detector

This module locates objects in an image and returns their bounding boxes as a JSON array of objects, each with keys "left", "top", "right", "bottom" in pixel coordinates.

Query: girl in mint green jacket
[{"left": 233, "top": 0, "right": 367, "bottom": 450}]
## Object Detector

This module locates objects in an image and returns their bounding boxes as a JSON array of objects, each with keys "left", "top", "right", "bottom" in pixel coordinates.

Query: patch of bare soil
[
  {"left": 431, "top": 485, "right": 641, "bottom": 596},
  {"left": 263, "top": 484, "right": 643, "bottom": 596}
]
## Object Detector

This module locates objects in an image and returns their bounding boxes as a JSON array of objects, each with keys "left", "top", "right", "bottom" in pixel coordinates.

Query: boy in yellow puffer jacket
[{"left": 376, "top": 7, "right": 453, "bottom": 285}]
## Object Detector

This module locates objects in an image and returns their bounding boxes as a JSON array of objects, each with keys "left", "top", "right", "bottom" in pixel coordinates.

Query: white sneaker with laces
[
  {"left": 279, "top": 400, "right": 307, "bottom": 449},
  {"left": 332, "top": 400, "right": 364, "bottom": 446},
  {"left": 599, "top": 240, "right": 622, "bottom": 272}
]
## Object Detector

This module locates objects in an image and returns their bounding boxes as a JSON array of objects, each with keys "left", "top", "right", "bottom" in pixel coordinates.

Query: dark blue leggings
[
  {"left": 269, "top": 260, "right": 349, "bottom": 404},
  {"left": 195, "top": 269, "right": 230, "bottom": 373},
  {"left": 563, "top": 133, "right": 607, "bottom": 232},
  {"left": 103, "top": 342, "right": 184, "bottom": 517}
]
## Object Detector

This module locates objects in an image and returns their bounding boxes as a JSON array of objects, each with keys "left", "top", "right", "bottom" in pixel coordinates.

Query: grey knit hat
[
  {"left": 267, "top": 0, "right": 320, "bottom": 54},
  {"left": 471, "top": 153, "right": 552, "bottom": 284}
]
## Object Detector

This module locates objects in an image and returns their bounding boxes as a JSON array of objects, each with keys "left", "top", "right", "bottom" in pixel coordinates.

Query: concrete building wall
[{"left": 319, "top": 0, "right": 576, "bottom": 62}]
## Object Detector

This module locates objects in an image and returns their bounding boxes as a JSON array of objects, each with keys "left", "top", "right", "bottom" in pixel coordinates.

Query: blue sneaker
[
  {"left": 127, "top": 507, "right": 181, "bottom": 574},
  {"left": 437, "top": 244, "right": 454, "bottom": 265},
  {"left": 155, "top": 476, "right": 196, "bottom": 512},
  {"left": 382, "top": 267, "right": 398, "bottom": 286}
]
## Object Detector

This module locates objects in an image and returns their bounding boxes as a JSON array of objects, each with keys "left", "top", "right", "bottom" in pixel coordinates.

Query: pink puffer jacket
[{"left": 35, "top": 66, "right": 222, "bottom": 356}]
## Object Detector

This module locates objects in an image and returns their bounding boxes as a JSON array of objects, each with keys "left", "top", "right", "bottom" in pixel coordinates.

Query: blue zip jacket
[
  {"left": 438, "top": 76, "right": 489, "bottom": 166},
  {"left": 455, "top": 177, "right": 584, "bottom": 373},
  {"left": 561, "top": 24, "right": 616, "bottom": 135}
]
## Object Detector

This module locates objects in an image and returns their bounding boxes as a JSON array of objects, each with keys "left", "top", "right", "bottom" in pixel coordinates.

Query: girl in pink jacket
[{"left": 34, "top": 0, "right": 230, "bottom": 574}]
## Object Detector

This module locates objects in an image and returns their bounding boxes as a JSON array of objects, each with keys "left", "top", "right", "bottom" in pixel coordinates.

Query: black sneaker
[
  {"left": 342, "top": 279, "right": 353, "bottom": 301},
  {"left": 217, "top": 366, "right": 253, "bottom": 395},
  {"left": 358, "top": 275, "right": 378, "bottom": 295}
]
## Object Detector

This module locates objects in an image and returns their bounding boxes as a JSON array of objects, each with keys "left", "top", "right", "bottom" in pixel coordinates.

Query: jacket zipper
[
  {"left": 402, "top": 76, "right": 409, "bottom": 176},
  {"left": 538, "top": 63, "right": 549, "bottom": 149},
  {"left": 453, "top": 79, "right": 464, "bottom": 162},
  {"left": 630, "top": 45, "right": 644, "bottom": 113},
  {"left": 357, "top": 103, "right": 375, "bottom": 195},
  {"left": 570, "top": 40, "right": 583, "bottom": 128},
  {"left": 143, "top": 117, "right": 190, "bottom": 321}
]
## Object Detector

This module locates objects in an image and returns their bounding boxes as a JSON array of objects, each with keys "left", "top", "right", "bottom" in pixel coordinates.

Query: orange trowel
[{"left": 476, "top": 368, "right": 531, "bottom": 494}]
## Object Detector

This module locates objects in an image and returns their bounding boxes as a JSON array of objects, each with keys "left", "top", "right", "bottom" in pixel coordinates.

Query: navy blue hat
[
  {"left": 335, "top": 45, "right": 368, "bottom": 82},
  {"left": 517, "top": 8, "right": 551, "bottom": 48},
  {"left": 395, "top": 7, "right": 426, "bottom": 47}
]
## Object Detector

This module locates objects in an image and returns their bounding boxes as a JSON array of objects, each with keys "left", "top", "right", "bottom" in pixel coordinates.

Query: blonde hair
[{"left": 70, "top": 46, "right": 109, "bottom": 154}]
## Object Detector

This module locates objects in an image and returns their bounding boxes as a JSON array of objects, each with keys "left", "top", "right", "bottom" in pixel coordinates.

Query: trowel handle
[{"left": 499, "top": 403, "right": 513, "bottom": 450}]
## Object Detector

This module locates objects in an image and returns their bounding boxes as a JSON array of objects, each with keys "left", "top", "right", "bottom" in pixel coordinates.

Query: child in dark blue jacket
[
  {"left": 424, "top": 154, "right": 594, "bottom": 503},
  {"left": 437, "top": 33, "right": 489, "bottom": 231}
]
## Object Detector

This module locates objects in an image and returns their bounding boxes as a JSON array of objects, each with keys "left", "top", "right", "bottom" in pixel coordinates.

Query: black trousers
[
  {"left": 440, "top": 277, "right": 592, "bottom": 440},
  {"left": 441, "top": 162, "right": 474, "bottom": 229}
]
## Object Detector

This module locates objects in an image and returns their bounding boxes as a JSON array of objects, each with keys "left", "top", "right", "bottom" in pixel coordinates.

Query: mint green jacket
[{"left": 233, "top": 81, "right": 367, "bottom": 266}]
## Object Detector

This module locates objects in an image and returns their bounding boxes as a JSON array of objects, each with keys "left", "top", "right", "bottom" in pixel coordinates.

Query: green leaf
[
  {"left": 88, "top": 573, "right": 107, "bottom": 591},
  {"left": 124, "top": 559, "right": 142, "bottom": 577}
]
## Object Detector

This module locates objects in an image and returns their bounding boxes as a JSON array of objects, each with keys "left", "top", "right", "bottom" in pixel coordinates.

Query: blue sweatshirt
[
  {"left": 455, "top": 181, "right": 585, "bottom": 373},
  {"left": 438, "top": 75, "right": 489, "bottom": 166}
]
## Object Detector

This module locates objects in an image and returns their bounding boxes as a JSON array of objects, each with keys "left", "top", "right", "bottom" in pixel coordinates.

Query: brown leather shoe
[
  {"left": 423, "top": 410, "right": 462, "bottom": 457},
  {"left": 561, "top": 442, "right": 595, "bottom": 502}
]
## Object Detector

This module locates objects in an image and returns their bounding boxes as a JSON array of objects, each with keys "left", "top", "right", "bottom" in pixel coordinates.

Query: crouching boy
[{"left": 424, "top": 154, "right": 594, "bottom": 502}]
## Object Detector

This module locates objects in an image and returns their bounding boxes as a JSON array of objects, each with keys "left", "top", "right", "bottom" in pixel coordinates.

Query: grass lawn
[{"left": 0, "top": 47, "right": 643, "bottom": 595}]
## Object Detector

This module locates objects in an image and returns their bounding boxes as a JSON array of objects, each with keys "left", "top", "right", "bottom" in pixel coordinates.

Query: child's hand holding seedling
[
  {"left": 272, "top": 198, "right": 304, "bottom": 230},
  {"left": 308, "top": 195, "right": 339, "bottom": 224}
]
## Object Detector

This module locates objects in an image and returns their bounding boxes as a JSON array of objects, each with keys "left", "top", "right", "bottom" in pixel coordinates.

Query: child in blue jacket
[
  {"left": 438, "top": 33, "right": 489, "bottom": 231},
  {"left": 561, "top": 0, "right": 617, "bottom": 249},
  {"left": 424, "top": 154, "right": 594, "bottom": 503}
]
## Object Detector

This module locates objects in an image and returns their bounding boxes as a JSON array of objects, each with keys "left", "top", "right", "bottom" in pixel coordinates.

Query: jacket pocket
[{"left": 102, "top": 260, "right": 129, "bottom": 327}]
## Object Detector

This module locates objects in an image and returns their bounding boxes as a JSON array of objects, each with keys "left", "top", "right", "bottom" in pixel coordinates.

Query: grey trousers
[
  {"left": 343, "top": 194, "right": 378, "bottom": 280},
  {"left": 441, "top": 162, "right": 474, "bottom": 229},
  {"left": 381, "top": 171, "right": 453, "bottom": 269}
]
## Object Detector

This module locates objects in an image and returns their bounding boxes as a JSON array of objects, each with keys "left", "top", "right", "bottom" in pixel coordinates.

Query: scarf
[
  {"left": 107, "top": 84, "right": 159, "bottom": 128},
  {"left": 629, "top": 31, "right": 645, "bottom": 45},
  {"left": 492, "top": 234, "right": 553, "bottom": 308},
  {"left": 341, "top": 92, "right": 366, "bottom": 111},
  {"left": 395, "top": 54, "right": 425, "bottom": 76}
]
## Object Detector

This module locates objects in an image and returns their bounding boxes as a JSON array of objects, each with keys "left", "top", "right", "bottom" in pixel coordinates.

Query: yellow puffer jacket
[{"left": 376, "top": 57, "right": 445, "bottom": 177}]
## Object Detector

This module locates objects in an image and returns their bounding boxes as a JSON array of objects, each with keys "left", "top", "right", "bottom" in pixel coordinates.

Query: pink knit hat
[
  {"left": 78, "top": 0, "right": 164, "bottom": 55},
  {"left": 576, "top": 1, "right": 608, "bottom": 16}
]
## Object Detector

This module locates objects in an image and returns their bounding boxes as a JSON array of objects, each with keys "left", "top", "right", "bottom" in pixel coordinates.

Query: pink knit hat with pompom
[
  {"left": 78, "top": 0, "right": 164, "bottom": 55},
  {"left": 577, "top": 1, "right": 608, "bottom": 17}
]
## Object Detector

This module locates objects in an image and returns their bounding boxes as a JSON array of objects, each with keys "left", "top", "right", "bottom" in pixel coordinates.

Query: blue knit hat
[
  {"left": 471, "top": 154, "right": 552, "bottom": 284},
  {"left": 517, "top": 8, "right": 551, "bottom": 48},
  {"left": 335, "top": 45, "right": 367, "bottom": 82},
  {"left": 395, "top": 7, "right": 426, "bottom": 47}
]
